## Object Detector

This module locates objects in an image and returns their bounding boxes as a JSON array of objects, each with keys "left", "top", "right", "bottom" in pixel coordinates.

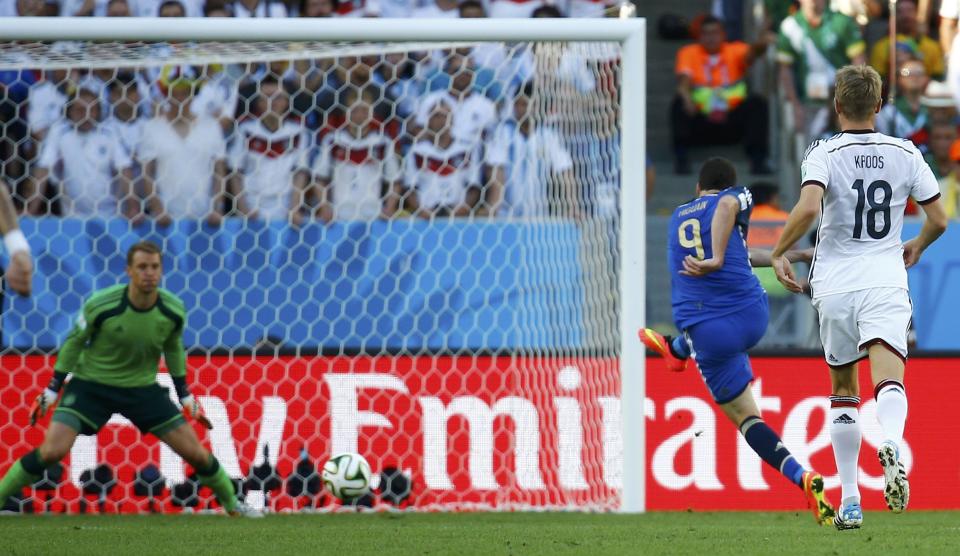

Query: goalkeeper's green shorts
[{"left": 53, "top": 378, "right": 186, "bottom": 437}]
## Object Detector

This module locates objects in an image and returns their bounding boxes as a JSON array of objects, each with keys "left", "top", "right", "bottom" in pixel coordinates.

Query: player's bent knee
[
  {"left": 38, "top": 439, "right": 71, "bottom": 463},
  {"left": 37, "top": 423, "right": 79, "bottom": 463}
]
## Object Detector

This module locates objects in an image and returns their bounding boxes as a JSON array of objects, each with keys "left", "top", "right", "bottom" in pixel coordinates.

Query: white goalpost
[{"left": 0, "top": 17, "right": 646, "bottom": 513}]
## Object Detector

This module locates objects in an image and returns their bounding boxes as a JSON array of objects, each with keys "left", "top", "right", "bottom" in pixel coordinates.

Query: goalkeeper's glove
[
  {"left": 29, "top": 388, "right": 60, "bottom": 426},
  {"left": 180, "top": 395, "right": 213, "bottom": 430}
]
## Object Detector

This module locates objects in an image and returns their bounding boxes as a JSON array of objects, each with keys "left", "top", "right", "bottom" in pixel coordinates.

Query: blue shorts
[{"left": 685, "top": 296, "right": 769, "bottom": 405}]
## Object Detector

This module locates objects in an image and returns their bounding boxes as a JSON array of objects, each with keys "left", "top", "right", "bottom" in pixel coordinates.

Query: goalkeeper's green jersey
[{"left": 54, "top": 284, "right": 187, "bottom": 387}]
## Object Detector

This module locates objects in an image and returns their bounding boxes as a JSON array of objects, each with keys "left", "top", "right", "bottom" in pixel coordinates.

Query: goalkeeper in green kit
[{"left": 0, "top": 241, "right": 260, "bottom": 517}]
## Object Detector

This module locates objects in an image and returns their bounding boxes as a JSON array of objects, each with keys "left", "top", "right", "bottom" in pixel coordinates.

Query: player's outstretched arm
[
  {"left": 748, "top": 247, "right": 814, "bottom": 267},
  {"left": 772, "top": 185, "right": 823, "bottom": 293},
  {"left": 680, "top": 195, "right": 738, "bottom": 277},
  {"left": 33, "top": 305, "right": 95, "bottom": 425},
  {"left": 903, "top": 197, "right": 948, "bottom": 268},
  {"left": 164, "top": 323, "right": 213, "bottom": 429}
]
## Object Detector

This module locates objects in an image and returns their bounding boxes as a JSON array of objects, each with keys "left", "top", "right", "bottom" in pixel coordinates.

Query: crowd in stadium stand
[
  {"left": 1, "top": 0, "right": 617, "bottom": 18},
  {"left": 667, "top": 0, "right": 960, "bottom": 218},
  {"left": 0, "top": 0, "right": 630, "bottom": 223}
]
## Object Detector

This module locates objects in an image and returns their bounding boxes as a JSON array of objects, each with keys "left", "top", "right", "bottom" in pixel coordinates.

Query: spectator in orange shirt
[
  {"left": 671, "top": 15, "right": 772, "bottom": 175},
  {"left": 747, "top": 182, "right": 792, "bottom": 296},
  {"left": 746, "top": 182, "right": 788, "bottom": 249}
]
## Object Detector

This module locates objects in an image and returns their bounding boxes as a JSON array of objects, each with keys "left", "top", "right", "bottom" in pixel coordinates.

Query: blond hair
[{"left": 834, "top": 65, "right": 882, "bottom": 121}]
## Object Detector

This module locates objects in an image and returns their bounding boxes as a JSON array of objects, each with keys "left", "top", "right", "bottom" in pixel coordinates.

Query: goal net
[{"left": 0, "top": 19, "right": 644, "bottom": 513}]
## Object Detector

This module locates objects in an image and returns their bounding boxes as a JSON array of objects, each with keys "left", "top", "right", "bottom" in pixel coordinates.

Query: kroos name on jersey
[{"left": 854, "top": 155, "right": 884, "bottom": 169}]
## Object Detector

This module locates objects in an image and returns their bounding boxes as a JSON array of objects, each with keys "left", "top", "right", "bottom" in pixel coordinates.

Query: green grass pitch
[{"left": 2, "top": 511, "right": 959, "bottom": 555}]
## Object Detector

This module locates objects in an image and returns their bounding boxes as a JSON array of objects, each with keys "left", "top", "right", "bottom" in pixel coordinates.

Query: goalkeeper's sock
[
  {"left": 669, "top": 336, "right": 691, "bottom": 360},
  {"left": 874, "top": 380, "right": 907, "bottom": 449},
  {"left": 0, "top": 450, "right": 46, "bottom": 507},
  {"left": 196, "top": 455, "right": 238, "bottom": 513},
  {"left": 739, "top": 416, "right": 805, "bottom": 488},
  {"left": 829, "top": 396, "right": 862, "bottom": 506}
]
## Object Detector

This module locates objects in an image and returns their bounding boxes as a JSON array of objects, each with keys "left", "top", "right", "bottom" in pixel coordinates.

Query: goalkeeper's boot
[
  {"left": 879, "top": 440, "right": 909, "bottom": 513},
  {"left": 638, "top": 329, "right": 688, "bottom": 373},
  {"left": 833, "top": 502, "right": 863, "bottom": 531},
  {"left": 802, "top": 472, "right": 835, "bottom": 527},
  {"left": 229, "top": 501, "right": 264, "bottom": 518}
]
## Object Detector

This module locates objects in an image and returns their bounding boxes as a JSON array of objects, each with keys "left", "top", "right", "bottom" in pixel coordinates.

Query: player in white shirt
[
  {"left": 404, "top": 98, "right": 482, "bottom": 218},
  {"left": 28, "top": 88, "right": 135, "bottom": 219},
  {"left": 772, "top": 66, "right": 948, "bottom": 530},
  {"left": 313, "top": 87, "right": 401, "bottom": 222},
  {"left": 486, "top": 82, "right": 575, "bottom": 218},
  {"left": 139, "top": 79, "right": 228, "bottom": 225},
  {"left": 229, "top": 78, "right": 310, "bottom": 222}
]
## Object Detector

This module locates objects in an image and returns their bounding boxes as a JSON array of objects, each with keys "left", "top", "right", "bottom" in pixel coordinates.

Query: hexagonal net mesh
[{"left": 0, "top": 38, "right": 624, "bottom": 513}]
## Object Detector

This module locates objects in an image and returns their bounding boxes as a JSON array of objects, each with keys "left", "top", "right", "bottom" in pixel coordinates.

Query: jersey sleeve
[
  {"left": 800, "top": 141, "right": 829, "bottom": 188},
  {"left": 160, "top": 294, "right": 187, "bottom": 379},
  {"left": 941, "top": 0, "right": 960, "bottom": 19},
  {"left": 911, "top": 148, "right": 942, "bottom": 204},
  {"left": 719, "top": 186, "right": 754, "bottom": 223},
  {"left": 162, "top": 328, "right": 187, "bottom": 379},
  {"left": 53, "top": 301, "right": 95, "bottom": 373}
]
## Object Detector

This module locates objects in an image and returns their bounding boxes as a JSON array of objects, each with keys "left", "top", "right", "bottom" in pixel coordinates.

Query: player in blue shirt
[{"left": 641, "top": 158, "right": 835, "bottom": 526}]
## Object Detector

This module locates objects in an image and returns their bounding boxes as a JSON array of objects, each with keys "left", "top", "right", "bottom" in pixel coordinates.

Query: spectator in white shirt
[
  {"left": 229, "top": 77, "right": 310, "bottom": 222},
  {"left": 404, "top": 98, "right": 482, "bottom": 218},
  {"left": 58, "top": 0, "right": 109, "bottom": 16},
  {"left": 28, "top": 88, "right": 136, "bottom": 219},
  {"left": 233, "top": 0, "right": 288, "bottom": 17},
  {"left": 139, "top": 79, "right": 228, "bottom": 225},
  {"left": 415, "top": 50, "right": 498, "bottom": 149},
  {"left": 411, "top": 0, "right": 458, "bottom": 18},
  {"left": 106, "top": 72, "right": 144, "bottom": 161},
  {"left": 486, "top": 82, "right": 576, "bottom": 219},
  {"left": 28, "top": 69, "right": 73, "bottom": 144},
  {"left": 313, "top": 86, "right": 402, "bottom": 222},
  {"left": 486, "top": 0, "right": 546, "bottom": 19},
  {"left": 2, "top": 0, "right": 45, "bottom": 16}
]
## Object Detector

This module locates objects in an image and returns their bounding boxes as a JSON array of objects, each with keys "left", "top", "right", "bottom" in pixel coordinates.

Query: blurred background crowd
[{"left": 0, "top": 0, "right": 629, "bottom": 226}]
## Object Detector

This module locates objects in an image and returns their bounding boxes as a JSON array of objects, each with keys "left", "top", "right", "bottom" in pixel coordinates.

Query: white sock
[
  {"left": 829, "top": 396, "right": 862, "bottom": 506},
  {"left": 875, "top": 380, "right": 908, "bottom": 449}
]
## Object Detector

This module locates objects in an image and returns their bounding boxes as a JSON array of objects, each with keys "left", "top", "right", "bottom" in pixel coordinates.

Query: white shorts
[{"left": 812, "top": 287, "right": 912, "bottom": 367}]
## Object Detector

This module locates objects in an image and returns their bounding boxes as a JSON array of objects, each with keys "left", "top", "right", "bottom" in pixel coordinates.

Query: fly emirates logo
[{"left": 66, "top": 368, "right": 910, "bottom": 495}]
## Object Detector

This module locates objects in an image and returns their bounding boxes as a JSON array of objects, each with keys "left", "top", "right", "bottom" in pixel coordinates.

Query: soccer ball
[{"left": 322, "top": 452, "right": 372, "bottom": 501}]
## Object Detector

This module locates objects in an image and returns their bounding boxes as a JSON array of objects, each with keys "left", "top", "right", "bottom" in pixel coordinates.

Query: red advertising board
[{"left": 0, "top": 355, "right": 956, "bottom": 512}]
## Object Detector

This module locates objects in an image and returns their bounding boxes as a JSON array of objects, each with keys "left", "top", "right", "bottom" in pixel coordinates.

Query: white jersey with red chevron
[{"left": 229, "top": 118, "right": 309, "bottom": 220}]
